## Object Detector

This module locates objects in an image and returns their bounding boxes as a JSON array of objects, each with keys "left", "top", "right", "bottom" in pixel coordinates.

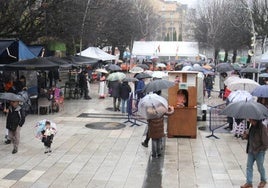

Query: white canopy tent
[
  {"left": 132, "top": 41, "right": 199, "bottom": 57},
  {"left": 77, "top": 47, "right": 117, "bottom": 61}
]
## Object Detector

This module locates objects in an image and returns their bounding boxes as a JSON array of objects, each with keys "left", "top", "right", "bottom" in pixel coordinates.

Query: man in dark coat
[
  {"left": 109, "top": 80, "right": 121, "bottom": 111},
  {"left": 241, "top": 119, "right": 268, "bottom": 188},
  {"left": 4, "top": 100, "right": 26, "bottom": 154},
  {"left": 119, "top": 81, "right": 131, "bottom": 113},
  {"left": 79, "top": 71, "right": 91, "bottom": 100}
]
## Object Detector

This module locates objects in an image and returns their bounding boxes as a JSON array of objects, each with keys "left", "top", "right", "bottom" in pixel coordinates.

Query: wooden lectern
[{"left": 167, "top": 71, "right": 198, "bottom": 138}]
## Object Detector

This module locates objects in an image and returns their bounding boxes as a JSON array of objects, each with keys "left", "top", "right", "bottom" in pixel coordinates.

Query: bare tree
[{"left": 252, "top": 0, "right": 268, "bottom": 53}]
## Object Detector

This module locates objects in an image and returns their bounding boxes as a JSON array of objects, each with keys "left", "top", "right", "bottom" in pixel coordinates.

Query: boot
[{"left": 240, "top": 183, "right": 253, "bottom": 188}]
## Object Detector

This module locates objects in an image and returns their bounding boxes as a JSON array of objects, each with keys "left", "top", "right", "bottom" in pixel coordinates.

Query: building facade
[{"left": 149, "top": 0, "right": 188, "bottom": 41}]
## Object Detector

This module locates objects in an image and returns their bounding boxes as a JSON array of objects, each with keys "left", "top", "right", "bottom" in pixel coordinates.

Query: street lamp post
[{"left": 245, "top": 1, "right": 258, "bottom": 81}]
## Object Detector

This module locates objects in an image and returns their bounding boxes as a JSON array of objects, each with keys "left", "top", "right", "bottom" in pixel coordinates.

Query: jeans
[
  {"left": 206, "top": 88, "right": 211, "bottom": 98},
  {"left": 152, "top": 139, "right": 161, "bottom": 157},
  {"left": 246, "top": 151, "right": 266, "bottom": 184},
  {"left": 121, "top": 99, "right": 128, "bottom": 113}
]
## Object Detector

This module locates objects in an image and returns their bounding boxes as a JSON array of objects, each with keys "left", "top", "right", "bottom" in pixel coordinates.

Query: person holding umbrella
[
  {"left": 3, "top": 99, "right": 26, "bottom": 154},
  {"left": 218, "top": 72, "right": 227, "bottom": 99},
  {"left": 240, "top": 119, "right": 268, "bottom": 188},
  {"left": 138, "top": 94, "right": 174, "bottom": 158},
  {"left": 220, "top": 100, "right": 268, "bottom": 187}
]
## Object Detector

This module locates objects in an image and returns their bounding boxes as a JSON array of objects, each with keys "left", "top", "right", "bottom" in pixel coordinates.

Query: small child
[{"left": 41, "top": 121, "right": 56, "bottom": 154}]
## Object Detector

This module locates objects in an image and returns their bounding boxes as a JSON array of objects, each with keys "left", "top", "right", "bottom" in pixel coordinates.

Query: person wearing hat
[{"left": 3, "top": 100, "right": 26, "bottom": 154}]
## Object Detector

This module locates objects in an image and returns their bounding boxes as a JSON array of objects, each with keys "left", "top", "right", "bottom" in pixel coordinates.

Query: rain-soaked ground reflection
[{"left": 142, "top": 139, "right": 165, "bottom": 188}]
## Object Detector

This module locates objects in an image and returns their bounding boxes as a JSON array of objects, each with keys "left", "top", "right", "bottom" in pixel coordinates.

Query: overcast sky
[{"left": 177, "top": 0, "right": 198, "bottom": 8}]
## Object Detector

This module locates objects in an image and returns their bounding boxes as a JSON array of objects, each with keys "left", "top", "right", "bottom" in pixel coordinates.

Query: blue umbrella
[{"left": 251, "top": 85, "right": 268, "bottom": 98}]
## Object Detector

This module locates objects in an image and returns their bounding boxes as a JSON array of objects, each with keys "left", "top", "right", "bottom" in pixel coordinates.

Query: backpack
[{"left": 18, "top": 90, "right": 31, "bottom": 116}]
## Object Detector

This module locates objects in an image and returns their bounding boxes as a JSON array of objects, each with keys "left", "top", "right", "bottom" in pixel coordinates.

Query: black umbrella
[
  {"left": 240, "top": 67, "right": 259, "bottom": 73},
  {"left": 107, "top": 64, "right": 121, "bottom": 71},
  {"left": 122, "top": 77, "right": 138, "bottom": 82},
  {"left": 134, "top": 72, "right": 152, "bottom": 79},
  {"left": 4, "top": 57, "right": 59, "bottom": 70},
  {"left": 220, "top": 100, "right": 268, "bottom": 120},
  {"left": 215, "top": 63, "right": 233, "bottom": 73}
]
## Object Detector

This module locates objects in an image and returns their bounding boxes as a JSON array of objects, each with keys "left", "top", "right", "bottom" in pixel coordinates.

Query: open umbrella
[
  {"left": 0, "top": 92, "right": 24, "bottom": 102},
  {"left": 136, "top": 64, "right": 149, "bottom": 70},
  {"left": 224, "top": 76, "right": 241, "bottom": 86},
  {"left": 220, "top": 100, "right": 268, "bottom": 120},
  {"left": 215, "top": 63, "right": 234, "bottom": 72},
  {"left": 129, "top": 66, "right": 144, "bottom": 73},
  {"left": 232, "top": 63, "right": 242, "bottom": 71},
  {"left": 227, "top": 78, "right": 259, "bottom": 93},
  {"left": 182, "top": 65, "right": 193, "bottom": 71},
  {"left": 135, "top": 72, "right": 152, "bottom": 79},
  {"left": 122, "top": 77, "right": 138, "bottom": 82},
  {"left": 107, "top": 64, "right": 121, "bottom": 71},
  {"left": 95, "top": 68, "right": 108, "bottom": 74},
  {"left": 251, "top": 85, "right": 268, "bottom": 98},
  {"left": 227, "top": 90, "right": 253, "bottom": 103},
  {"left": 34, "top": 119, "right": 57, "bottom": 139},
  {"left": 138, "top": 93, "right": 168, "bottom": 119},
  {"left": 107, "top": 72, "right": 126, "bottom": 81},
  {"left": 240, "top": 67, "right": 259, "bottom": 73},
  {"left": 259, "top": 73, "right": 268, "bottom": 78},
  {"left": 142, "top": 79, "right": 175, "bottom": 93}
]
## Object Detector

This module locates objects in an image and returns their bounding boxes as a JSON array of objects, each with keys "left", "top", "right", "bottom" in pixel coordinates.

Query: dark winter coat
[
  {"left": 119, "top": 82, "right": 131, "bottom": 100},
  {"left": 148, "top": 117, "right": 165, "bottom": 139},
  {"left": 78, "top": 72, "right": 88, "bottom": 89},
  {"left": 136, "top": 79, "right": 145, "bottom": 99},
  {"left": 247, "top": 121, "right": 268, "bottom": 154},
  {"left": 109, "top": 80, "right": 121, "bottom": 98},
  {"left": 204, "top": 75, "right": 213, "bottom": 89},
  {"left": 6, "top": 105, "right": 25, "bottom": 131}
]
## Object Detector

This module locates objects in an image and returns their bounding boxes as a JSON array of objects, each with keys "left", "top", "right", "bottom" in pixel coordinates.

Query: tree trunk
[
  {"left": 79, "top": 0, "right": 91, "bottom": 53},
  {"left": 224, "top": 49, "right": 228, "bottom": 62},
  {"left": 246, "top": 55, "right": 251, "bottom": 64},
  {"left": 214, "top": 49, "right": 220, "bottom": 65},
  {"left": 232, "top": 49, "right": 237, "bottom": 63}
]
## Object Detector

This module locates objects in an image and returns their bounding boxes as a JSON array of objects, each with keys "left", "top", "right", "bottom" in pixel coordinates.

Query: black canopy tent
[
  {"left": 63, "top": 55, "right": 99, "bottom": 66},
  {"left": 3, "top": 57, "right": 59, "bottom": 70}
]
